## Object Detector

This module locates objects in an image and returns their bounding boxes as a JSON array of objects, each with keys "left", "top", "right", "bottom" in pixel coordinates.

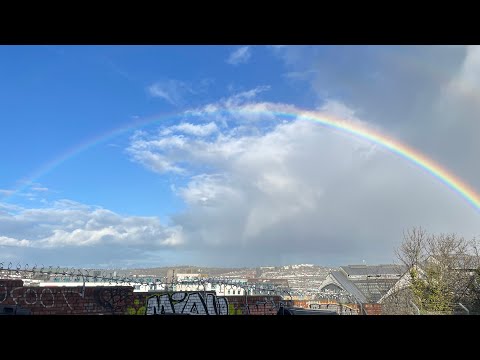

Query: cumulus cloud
[
  {"left": 127, "top": 98, "right": 480, "bottom": 266},
  {"left": 6, "top": 47, "right": 480, "bottom": 268},
  {"left": 227, "top": 46, "right": 251, "bottom": 65},
  {"left": 184, "top": 85, "right": 272, "bottom": 125},
  {"left": 0, "top": 236, "right": 32, "bottom": 247},
  {"left": 271, "top": 45, "right": 480, "bottom": 189},
  {"left": 163, "top": 122, "right": 218, "bottom": 137},
  {"left": 0, "top": 200, "right": 183, "bottom": 266},
  {"left": 127, "top": 145, "right": 186, "bottom": 175},
  {"left": 4, "top": 94, "right": 479, "bottom": 266}
]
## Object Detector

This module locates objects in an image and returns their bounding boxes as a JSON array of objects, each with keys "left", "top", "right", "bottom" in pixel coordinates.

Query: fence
[{"left": 0, "top": 262, "right": 291, "bottom": 315}]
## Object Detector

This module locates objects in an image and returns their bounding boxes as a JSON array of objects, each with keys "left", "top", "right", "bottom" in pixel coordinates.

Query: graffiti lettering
[
  {"left": 217, "top": 297, "right": 228, "bottom": 314},
  {"left": 94, "top": 287, "right": 133, "bottom": 314},
  {"left": 10, "top": 287, "right": 22, "bottom": 305},
  {"left": 0, "top": 285, "right": 123, "bottom": 312},
  {"left": 146, "top": 294, "right": 173, "bottom": 315},
  {"left": 146, "top": 292, "right": 229, "bottom": 315},
  {"left": 61, "top": 290, "right": 73, "bottom": 310},
  {"left": 0, "top": 279, "right": 286, "bottom": 315},
  {"left": 126, "top": 299, "right": 145, "bottom": 315},
  {"left": 24, "top": 288, "right": 38, "bottom": 305},
  {"left": 40, "top": 288, "right": 55, "bottom": 308},
  {"left": 0, "top": 285, "right": 7, "bottom": 303}
]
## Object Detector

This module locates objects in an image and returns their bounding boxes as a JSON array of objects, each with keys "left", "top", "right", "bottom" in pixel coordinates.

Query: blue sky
[
  {"left": 0, "top": 46, "right": 301, "bottom": 215},
  {"left": 1, "top": 45, "right": 479, "bottom": 268}
]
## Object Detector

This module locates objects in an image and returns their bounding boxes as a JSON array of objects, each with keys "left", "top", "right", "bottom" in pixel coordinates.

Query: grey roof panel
[
  {"left": 341, "top": 264, "right": 406, "bottom": 277},
  {"left": 352, "top": 279, "right": 399, "bottom": 302},
  {"left": 330, "top": 271, "right": 367, "bottom": 303}
]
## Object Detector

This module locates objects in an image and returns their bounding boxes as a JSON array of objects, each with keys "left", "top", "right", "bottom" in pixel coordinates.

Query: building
[{"left": 320, "top": 264, "right": 406, "bottom": 307}]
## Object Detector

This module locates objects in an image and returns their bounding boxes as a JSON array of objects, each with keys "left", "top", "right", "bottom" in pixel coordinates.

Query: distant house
[{"left": 319, "top": 264, "right": 406, "bottom": 311}]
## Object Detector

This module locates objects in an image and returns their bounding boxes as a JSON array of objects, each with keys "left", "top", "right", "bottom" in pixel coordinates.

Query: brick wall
[
  {"left": 0, "top": 279, "right": 134, "bottom": 315},
  {"left": 363, "top": 303, "right": 382, "bottom": 315},
  {"left": 226, "top": 295, "right": 289, "bottom": 315},
  {"left": 0, "top": 279, "right": 286, "bottom": 315},
  {"left": 292, "top": 300, "right": 360, "bottom": 314}
]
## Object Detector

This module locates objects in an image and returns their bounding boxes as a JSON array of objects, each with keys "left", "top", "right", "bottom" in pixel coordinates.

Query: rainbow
[{"left": 4, "top": 104, "right": 480, "bottom": 213}]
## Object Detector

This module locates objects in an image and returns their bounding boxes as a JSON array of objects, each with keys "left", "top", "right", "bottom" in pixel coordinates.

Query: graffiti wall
[
  {"left": 129, "top": 292, "right": 286, "bottom": 315},
  {"left": 0, "top": 279, "right": 286, "bottom": 315},
  {"left": 144, "top": 292, "right": 229, "bottom": 315},
  {"left": 0, "top": 279, "right": 133, "bottom": 315},
  {"left": 227, "top": 296, "right": 289, "bottom": 315}
]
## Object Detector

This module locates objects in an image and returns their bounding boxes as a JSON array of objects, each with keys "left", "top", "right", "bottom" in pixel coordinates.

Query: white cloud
[
  {"left": 5, "top": 94, "right": 479, "bottom": 267},
  {"left": 224, "top": 86, "right": 270, "bottom": 106},
  {"left": 0, "top": 186, "right": 49, "bottom": 203},
  {"left": 449, "top": 45, "right": 480, "bottom": 94},
  {"left": 227, "top": 46, "right": 251, "bottom": 65},
  {"left": 127, "top": 148, "right": 185, "bottom": 174},
  {"left": 147, "top": 79, "right": 195, "bottom": 106},
  {"left": 127, "top": 100, "right": 480, "bottom": 266},
  {"left": 271, "top": 46, "right": 480, "bottom": 189},
  {"left": 0, "top": 236, "right": 32, "bottom": 247},
  {"left": 0, "top": 200, "right": 184, "bottom": 266},
  {"left": 147, "top": 78, "right": 214, "bottom": 107},
  {"left": 7, "top": 47, "right": 480, "bottom": 268},
  {"left": 166, "top": 122, "right": 218, "bottom": 137},
  {"left": 0, "top": 189, "right": 14, "bottom": 196},
  {"left": 184, "top": 85, "right": 271, "bottom": 126},
  {"left": 31, "top": 186, "right": 49, "bottom": 192},
  {"left": 148, "top": 83, "right": 175, "bottom": 104},
  {"left": 179, "top": 174, "right": 241, "bottom": 206},
  {"left": 318, "top": 98, "right": 358, "bottom": 120}
]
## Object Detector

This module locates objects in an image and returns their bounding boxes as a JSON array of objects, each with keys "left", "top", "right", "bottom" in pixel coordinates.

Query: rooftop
[
  {"left": 340, "top": 264, "right": 405, "bottom": 277},
  {"left": 321, "top": 264, "right": 406, "bottom": 304}
]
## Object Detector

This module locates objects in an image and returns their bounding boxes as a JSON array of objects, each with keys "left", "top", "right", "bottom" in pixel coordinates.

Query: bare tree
[
  {"left": 386, "top": 227, "right": 480, "bottom": 314},
  {"left": 395, "top": 227, "right": 428, "bottom": 269}
]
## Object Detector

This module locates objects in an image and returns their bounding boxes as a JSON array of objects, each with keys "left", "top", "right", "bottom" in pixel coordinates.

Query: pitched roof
[
  {"left": 322, "top": 266, "right": 405, "bottom": 303},
  {"left": 352, "top": 278, "right": 400, "bottom": 303},
  {"left": 328, "top": 271, "right": 367, "bottom": 303},
  {"left": 341, "top": 264, "right": 405, "bottom": 277}
]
